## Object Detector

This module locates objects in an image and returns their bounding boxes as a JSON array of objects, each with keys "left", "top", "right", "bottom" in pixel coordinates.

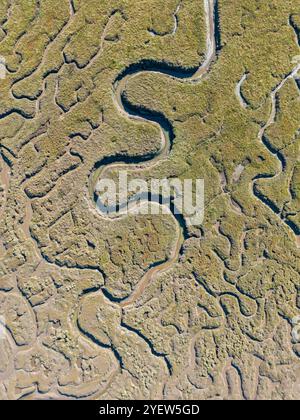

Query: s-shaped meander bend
[{"left": 89, "top": 0, "right": 217, "bottom": 307}]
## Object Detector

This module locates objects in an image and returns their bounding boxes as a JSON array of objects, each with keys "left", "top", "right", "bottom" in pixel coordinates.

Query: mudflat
[{"left": 0, "top": 0, "right": 300, "bottom": 401}]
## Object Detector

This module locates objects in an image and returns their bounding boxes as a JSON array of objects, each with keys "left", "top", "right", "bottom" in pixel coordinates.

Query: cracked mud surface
[{"left": 1, "top": 0, "right": 300, "bottom": 400}]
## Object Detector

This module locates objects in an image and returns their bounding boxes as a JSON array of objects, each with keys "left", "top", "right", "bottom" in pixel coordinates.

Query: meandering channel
[
  {"left": 89, "top": 0, "right": 217, "bottom": 306},
  {"left": 252, "top": 63, "right": 300, "bottom": 240}
]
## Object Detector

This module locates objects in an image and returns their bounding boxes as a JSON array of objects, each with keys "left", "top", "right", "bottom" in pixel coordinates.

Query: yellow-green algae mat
[{"left": 0, "top": 0, "right": 300, "bottom": 400}]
